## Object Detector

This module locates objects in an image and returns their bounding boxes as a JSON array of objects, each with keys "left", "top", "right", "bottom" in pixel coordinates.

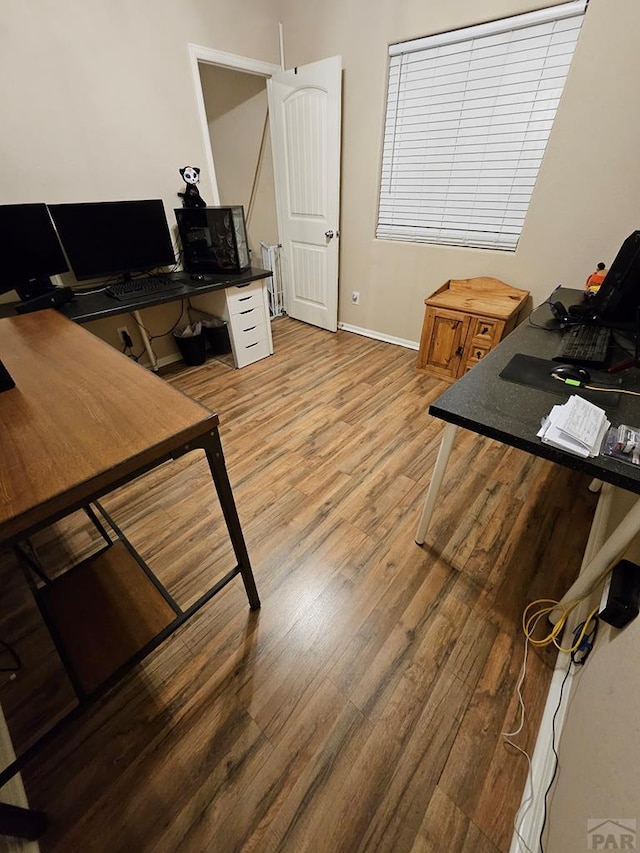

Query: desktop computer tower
[{"left": 175, "top": 206, "right": 250, "bottom": 274}]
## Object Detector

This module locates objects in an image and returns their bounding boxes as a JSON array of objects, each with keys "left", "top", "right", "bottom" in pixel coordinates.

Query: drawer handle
[
  {"left": 247, "top": 342, "right": 258, "bottom": 348},
  {"left": 243, "top": 326, "right": 257, "bottom": 332},
  {"left": 238, "top": 296, "right": 252, "bottom": 301},
  {"left": 481, "top": 326, "right": 489, "bottom": 335},
  {"left": 239, "top": 309, "right": 255, "bottom": 315}
]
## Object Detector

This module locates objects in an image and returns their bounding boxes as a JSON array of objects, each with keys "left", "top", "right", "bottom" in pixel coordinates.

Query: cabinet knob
[{"left": 455, "top": 346, "right": 464, "bottom": 357}]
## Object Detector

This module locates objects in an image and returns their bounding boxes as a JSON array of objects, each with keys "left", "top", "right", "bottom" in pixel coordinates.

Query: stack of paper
[{"left": 537, "top": 395, "right": 610, "bottom": 458}]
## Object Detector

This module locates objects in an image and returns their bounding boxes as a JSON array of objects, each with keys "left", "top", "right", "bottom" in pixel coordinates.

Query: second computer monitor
[
  {"left": 49, "top": 199, "right": 175, "bottom": 282},
  {"left": 591, "top": 230, "right": 640, "bottom": 325},
  {"left": 0, "top": 203, "right": 69, "bottom": 299}
]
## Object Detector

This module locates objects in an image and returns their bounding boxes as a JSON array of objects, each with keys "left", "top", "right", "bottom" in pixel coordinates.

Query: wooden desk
[{"left": 0, "top": 310, "right": 259, "bottom": 838}]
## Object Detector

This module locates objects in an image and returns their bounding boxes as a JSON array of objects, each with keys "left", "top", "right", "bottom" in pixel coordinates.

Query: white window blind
[{"left": 377, "top": 1, "right": 587, "bottom": 251}]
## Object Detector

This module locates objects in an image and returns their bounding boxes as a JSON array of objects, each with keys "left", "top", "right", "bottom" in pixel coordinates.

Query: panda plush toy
[{"left": 178, "top": 166, "right": 206, "bottom": 208}]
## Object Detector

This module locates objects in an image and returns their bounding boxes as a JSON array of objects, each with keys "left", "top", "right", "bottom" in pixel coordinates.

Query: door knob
[{"left": 325, "top": 230, "right": 334, "bottom": 239}]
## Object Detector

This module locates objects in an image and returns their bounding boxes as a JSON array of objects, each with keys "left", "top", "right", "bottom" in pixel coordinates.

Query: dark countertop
[
  {"left": 0, "top": 267, "right": 273, "bottom": 324},
  {"left": 429, "top": 287, "right": 640, "bottom": 493}
]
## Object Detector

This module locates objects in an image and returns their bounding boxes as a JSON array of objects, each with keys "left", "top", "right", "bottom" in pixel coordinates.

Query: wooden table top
[
  {"left": 425, "top": 277, "right": 529, "bottom": 319},
  {"left": 0, "top": 310, "right": 217, "bottom": 541}
]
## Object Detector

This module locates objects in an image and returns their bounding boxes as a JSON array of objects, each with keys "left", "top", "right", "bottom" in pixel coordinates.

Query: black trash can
[
  {"left": 203, "top": 317, "right": 232, "bottom": 356},
  {"left": 173, "top": 327, "right": 207, "bottom": 366}
]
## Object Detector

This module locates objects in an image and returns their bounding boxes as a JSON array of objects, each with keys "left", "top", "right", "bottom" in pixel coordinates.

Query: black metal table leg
[
  {"left": 0, "top": 422, "right": 260, "bottom": 830},
  {"left": 0, "top": 802, "right": 47, "bottom": 840},
  {"left": 201, "top": 427, "right": 261, "bottom": 610}
]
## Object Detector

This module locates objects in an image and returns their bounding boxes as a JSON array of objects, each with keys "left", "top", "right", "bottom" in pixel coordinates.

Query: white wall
[
  {"left": 0, "top": 0, "right": 281, "bottom": 361},
  {"left": 279, "top": 0, "right": 640, "bottom": 344},
  {"left": 1, "top": 0, "right": 279, "bottom": 205}
]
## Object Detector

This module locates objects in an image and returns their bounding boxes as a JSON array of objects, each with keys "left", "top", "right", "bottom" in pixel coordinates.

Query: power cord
[
  {"left": 503, "top": 611, "right": 546, "bottom": 853},
  {"left": 551, "top": 374, "right": 640, "bottom": 397},
  {"left": 508, "top": 609, "right": 600, "bottom": 853},
  {"left": 523, "top": 598, "right": 600, "bottom": 653},
  {"left": 74, "top": 285, "right": 108, "bottom": 296},
  {"left": 122, "top": 342, "right": 140, "bottom": 363},
  {"left": 508, "top": 559, "right": 613, "bottom": 853},
  {"left": 123, "top": 301, "right": 187, "bottom": 364},
  {"left": 527, "top": 300, "right": 566, "bottom": 332},
  {"left": 526, "top": 290, "right": 586, "bottom": 332},
  {"left": 129, "top": 300, "right": 185, "bottom": 343}
]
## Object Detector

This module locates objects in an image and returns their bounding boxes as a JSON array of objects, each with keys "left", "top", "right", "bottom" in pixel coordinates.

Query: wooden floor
[{"left": 0, "top": 317, "right": 597, "bottom": 853}]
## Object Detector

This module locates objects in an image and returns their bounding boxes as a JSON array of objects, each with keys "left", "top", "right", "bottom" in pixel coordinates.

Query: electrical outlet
[
  {"left": 351, "top": 291, "right": 360, "bottom": 305},
  {"left": 117, "top": 326, "right": 132, "bottom": 348}
]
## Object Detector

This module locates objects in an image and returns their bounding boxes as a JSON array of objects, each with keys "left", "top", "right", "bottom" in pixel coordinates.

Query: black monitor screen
[
  {"left": 0, "top": 204, "right": 69, "bottom": 296},
  {"left": 591, "top": 230, "right": 640, "bottom": 324},
  {"left": 48, "top": 200, "right": 175, "bottom": 281}
]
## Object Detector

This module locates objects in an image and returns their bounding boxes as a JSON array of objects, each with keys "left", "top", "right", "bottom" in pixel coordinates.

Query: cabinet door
[{"left": 418, "top": 307, "right": 470, "bottom": 379}]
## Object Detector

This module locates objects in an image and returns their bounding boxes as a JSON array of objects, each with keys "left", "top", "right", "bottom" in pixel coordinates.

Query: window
[{"left": 377, "top": 2, "right": 586, "bottom": 251}]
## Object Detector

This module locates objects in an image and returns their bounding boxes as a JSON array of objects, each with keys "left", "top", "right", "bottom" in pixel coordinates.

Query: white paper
[
  {"left": 552, "top": 396, "right": 606, "bottom": 446},
  {"left": 537, "top": 395, "right": 609, "bottom": 458}
]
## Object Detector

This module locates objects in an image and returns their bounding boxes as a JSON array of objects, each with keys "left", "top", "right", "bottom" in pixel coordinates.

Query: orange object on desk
[{"left": 585, "top": 262, "right": 607, "bottom": 293}]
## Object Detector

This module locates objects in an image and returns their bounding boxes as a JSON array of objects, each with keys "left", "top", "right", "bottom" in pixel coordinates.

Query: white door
[{"left": 267, "top": 56, "right": 342, "bottom": 332}]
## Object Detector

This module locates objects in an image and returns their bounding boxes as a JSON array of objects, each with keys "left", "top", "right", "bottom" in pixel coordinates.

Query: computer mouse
[{"left": 551, "top": 365, "right": 591, "bottom": 383}]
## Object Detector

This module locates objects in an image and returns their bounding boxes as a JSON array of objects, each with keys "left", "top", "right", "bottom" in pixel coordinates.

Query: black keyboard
[
  {"left": 553, "top": 324, "right": 612, "bottom": 368},
  {"left": 105, "top": 278, "right": 184, "bottom": 301}
]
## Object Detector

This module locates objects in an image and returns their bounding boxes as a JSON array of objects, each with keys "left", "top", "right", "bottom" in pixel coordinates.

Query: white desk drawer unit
[
  {"left": 228, "top": 286, "right": 264, "bottom": 315},
  {"left": 207, "top": 279, "right": 274, "bottom": 368}
]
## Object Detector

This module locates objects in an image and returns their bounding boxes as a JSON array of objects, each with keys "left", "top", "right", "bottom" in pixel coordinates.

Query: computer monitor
[
  {"left": 570, "top": 231, "right": 640, "bottom": 329},
  {"left": 591, "top": 231, "right": 640, "bottom": 323},
  {"left": 48, "top": 199, "right": 175, "bottom": 282},
  {"left": 0, "top": 204, "right": 69, "bottom": 300}
]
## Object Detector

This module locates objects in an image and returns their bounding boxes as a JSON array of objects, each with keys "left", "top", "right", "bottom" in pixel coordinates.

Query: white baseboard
[
  {"left": 509, "top": 651, "right": 576, "bottom": 853},
  {"left": 0, "top": 705, "right": 40, "bottom": 852},
  {"left": 337, "top": 322, "right": 419, "bottom": 351}
]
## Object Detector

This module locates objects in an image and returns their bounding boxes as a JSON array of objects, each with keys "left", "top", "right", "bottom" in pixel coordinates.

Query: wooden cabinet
[
  {"left": 205, "top": 279, "right": 274, "bottom": 368},
  {"left": 417, "top": 277, "right": 528, "bottom": 380}
]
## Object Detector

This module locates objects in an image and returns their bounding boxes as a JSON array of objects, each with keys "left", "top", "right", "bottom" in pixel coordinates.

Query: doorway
[
  {"left": 197, "top": 63, "right": 279, "bottom": 273},
  {"left": 187, "top": 45, "right": 342, "bottom": 332}
]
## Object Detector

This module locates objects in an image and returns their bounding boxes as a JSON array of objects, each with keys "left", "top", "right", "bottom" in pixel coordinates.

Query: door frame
[{"left": 186, "top": 44, "right": 281, "bottom": 207}]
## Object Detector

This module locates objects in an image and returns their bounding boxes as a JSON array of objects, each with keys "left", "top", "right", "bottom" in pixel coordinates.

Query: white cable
[{"left": 502, "top": 612, "right": 546, "bottom": 853}]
